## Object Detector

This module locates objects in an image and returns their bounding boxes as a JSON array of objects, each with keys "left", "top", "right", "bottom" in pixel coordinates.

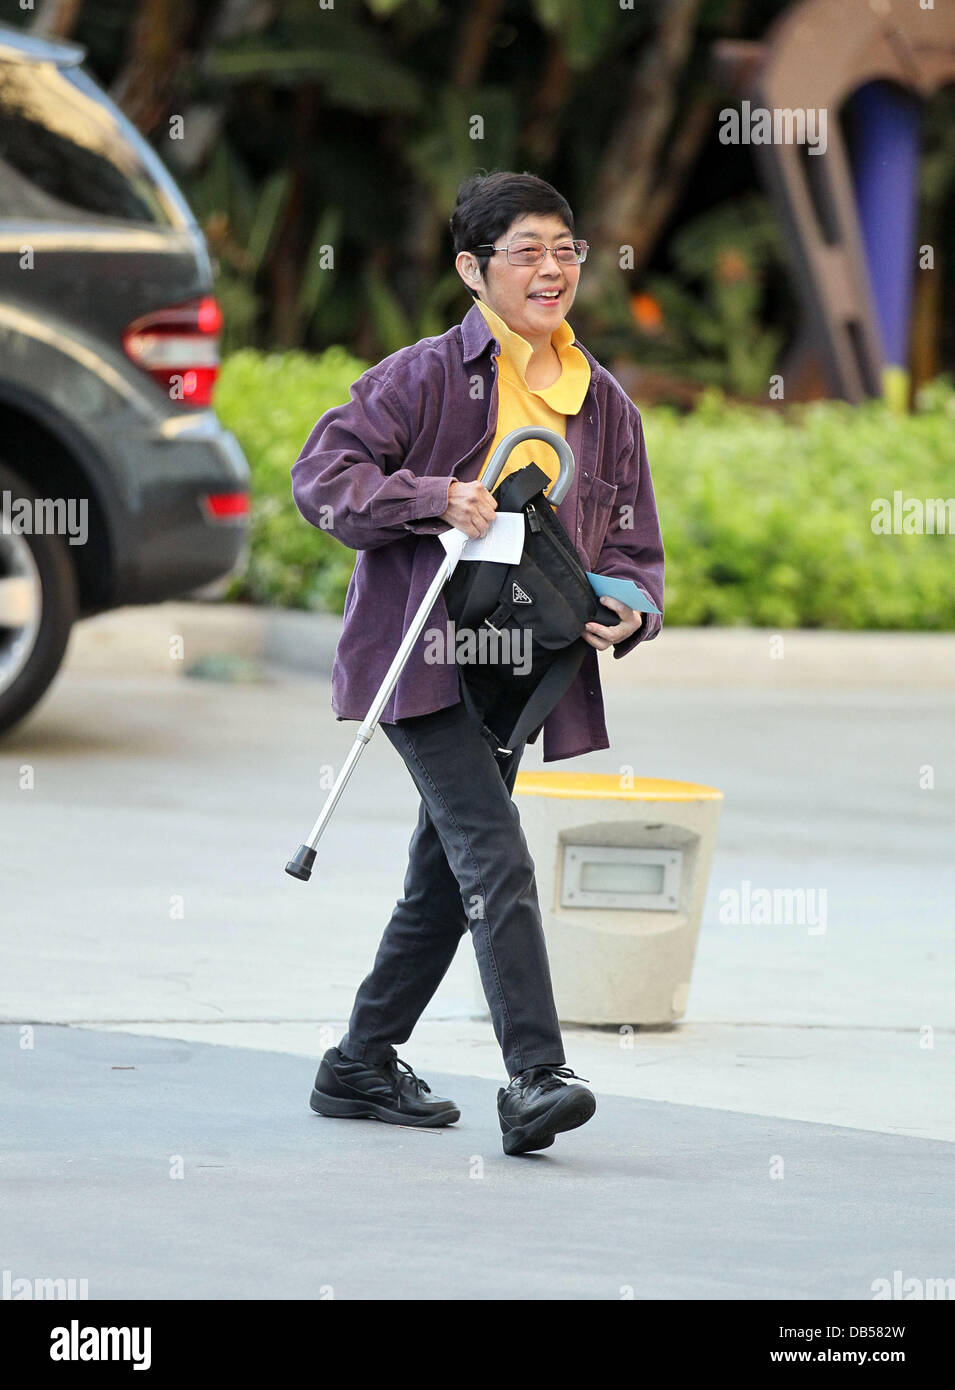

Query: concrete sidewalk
[
  {"left": 3, "top": 612, "right": 952, "bottom": 1298},
  {"left": 5, "top": 657, "right": 952, "bottom": 1143}
]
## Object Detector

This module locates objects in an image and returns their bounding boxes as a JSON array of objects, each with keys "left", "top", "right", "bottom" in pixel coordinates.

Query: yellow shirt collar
[{"left": 474, "top": 297, "right": 590, "bottom": 414}]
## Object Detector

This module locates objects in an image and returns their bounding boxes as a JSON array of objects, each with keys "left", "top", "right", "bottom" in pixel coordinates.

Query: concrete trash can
[{"left": 471, "top": 772, "right": 723, "bottom": 1026}]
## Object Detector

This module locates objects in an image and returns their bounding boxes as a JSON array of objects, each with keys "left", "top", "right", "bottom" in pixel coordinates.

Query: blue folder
[{"left": 586, "top": 571, "right": 662, "bottom": 615}]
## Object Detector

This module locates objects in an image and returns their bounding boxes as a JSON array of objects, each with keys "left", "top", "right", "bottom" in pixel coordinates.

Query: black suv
[{"left": 0, "top": 24, "right": 250, "bottom": 734}]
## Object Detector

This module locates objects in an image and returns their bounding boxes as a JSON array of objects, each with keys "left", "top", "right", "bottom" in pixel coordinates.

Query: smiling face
[{"left": 455, "top": 212, "right": 581, "bottom": 352}]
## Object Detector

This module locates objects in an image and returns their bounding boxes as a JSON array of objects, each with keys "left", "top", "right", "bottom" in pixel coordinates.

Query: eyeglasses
[{"left": 474, "top": 238, "right": 589, "bottom": 266}]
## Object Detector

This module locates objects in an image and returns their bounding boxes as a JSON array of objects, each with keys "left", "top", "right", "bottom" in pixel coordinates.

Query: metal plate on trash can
[{"left": 560, "top": 844, "right": 682, "bottom": 911}]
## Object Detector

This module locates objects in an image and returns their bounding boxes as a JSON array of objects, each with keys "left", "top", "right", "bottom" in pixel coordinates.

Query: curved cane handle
[{"left": 479, "top": 426, "right": 575, "bottom": 506}]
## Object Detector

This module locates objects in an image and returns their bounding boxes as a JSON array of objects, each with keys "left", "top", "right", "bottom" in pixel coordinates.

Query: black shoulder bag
[{"left": 442, "top": 461, "right": 619, "bottom": 755}]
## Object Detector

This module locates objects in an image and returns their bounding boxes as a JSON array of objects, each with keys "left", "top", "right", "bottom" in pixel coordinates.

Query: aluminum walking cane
[{"left": 285, "top": 426, "right": 576, "bottom": 882}]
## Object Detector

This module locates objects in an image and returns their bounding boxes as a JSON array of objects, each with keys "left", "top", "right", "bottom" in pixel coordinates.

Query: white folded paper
[{"left": 438, "top": 511, "right": 524, "bottom": 565}]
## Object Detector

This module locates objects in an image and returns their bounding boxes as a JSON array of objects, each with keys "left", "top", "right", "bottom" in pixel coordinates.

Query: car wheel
[{"left": 0, "top": 461, "right": 78, "bottom": 737}]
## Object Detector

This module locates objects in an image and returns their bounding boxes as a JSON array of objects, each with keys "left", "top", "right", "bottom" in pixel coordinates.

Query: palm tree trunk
[
  {"left": 394, "top": 0, "right": 507, "bottom": 327},
  {"left": 29, "top": 0, "right": 84, "bottom": 39},
  {"left": 524, "top": 42, "right": 572, "bottom": 168},
  {"left": 269, "top": 83, "right": 318, "bottom": 349},
  {"left": 575, "top": 0, "right": 702, "bottom": 327},
  {"left": 110, "top": 0, "right": 231, "bottom": 135},
  {"left": 452, "top": 0, "right": 506, "bottom": 87}
]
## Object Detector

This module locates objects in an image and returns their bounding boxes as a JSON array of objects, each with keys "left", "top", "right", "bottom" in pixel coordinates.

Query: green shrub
[
  {"left": 214, "top": 351, "right": 955, "bottom": 630},
  {"left": 647, "top": 384, "right": 955, "bottom": 629},
  {"left": 213, "top": 346, "right": 368, "bottom": 611}
]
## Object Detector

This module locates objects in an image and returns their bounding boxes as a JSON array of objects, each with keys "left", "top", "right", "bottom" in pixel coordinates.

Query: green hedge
[
  {"left": 213, "top": 347, "right": 365, "bottom": 612},
  {"left": 214, "top": 349, "right": 955, "bottom": 630}
]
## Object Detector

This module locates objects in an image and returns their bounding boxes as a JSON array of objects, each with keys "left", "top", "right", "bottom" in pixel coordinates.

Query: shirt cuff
[
  {"left": 613, "top": 602, "right": 662, "bottom": 658},
  {"left": 402, "top": 475, "right": 454, "bottom": 533}
]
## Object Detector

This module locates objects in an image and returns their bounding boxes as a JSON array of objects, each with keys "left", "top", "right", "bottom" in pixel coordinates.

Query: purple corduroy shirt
[{"left": 290, "top": 301, "right": 665, "bottom": 762}]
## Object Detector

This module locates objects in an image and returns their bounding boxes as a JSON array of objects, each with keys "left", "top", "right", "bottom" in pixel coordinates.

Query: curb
[
  {"left": 63, "top": 600, "right": 955, "bottom": 691},
  {"left": 65, "top": 601, "right": 341, "bottom": 680}
]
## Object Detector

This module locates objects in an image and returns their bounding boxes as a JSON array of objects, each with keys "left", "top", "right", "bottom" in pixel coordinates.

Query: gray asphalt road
[{"left": 5, "top": 1024, "right": 951, "bottom": 1301}]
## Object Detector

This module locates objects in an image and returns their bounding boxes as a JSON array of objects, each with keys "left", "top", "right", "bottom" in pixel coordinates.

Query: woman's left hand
[{"left": 582, "top": 595, "right": 643, "bottom": 651}]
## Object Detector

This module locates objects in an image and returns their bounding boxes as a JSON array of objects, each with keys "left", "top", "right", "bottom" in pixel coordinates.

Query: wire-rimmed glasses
[{"left": 474, "top": 238, "right": 589, "bottom": 266}]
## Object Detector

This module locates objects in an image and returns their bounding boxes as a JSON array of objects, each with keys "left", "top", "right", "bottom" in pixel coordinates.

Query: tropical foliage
[{"left": 214, "top": 348, "right": 955, "bottom": 630}]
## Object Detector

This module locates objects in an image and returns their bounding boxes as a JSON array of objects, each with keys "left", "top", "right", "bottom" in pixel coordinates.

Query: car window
[{"left": 0, "top": 60, "right": 177, "bottom": 224}]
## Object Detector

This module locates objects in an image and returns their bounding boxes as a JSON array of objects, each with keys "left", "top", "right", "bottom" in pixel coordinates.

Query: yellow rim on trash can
[{"left": 513, "top": 772, "right": 723, "bottom": 801}]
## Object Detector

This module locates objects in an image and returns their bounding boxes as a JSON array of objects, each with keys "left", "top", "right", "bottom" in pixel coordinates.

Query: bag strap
[
  {"left": 456, "top": 640, "right": 587, "bottom": 757},
  {"left": 498, "top": 640, "right": 588, "bottom": 752},
  {"left": 454, "top": 560, "right": 512, "bottom": 631},
  {"left": 456, "top": 669, "right": 510, "bottom": 756},
  {"left": 494, "top": 461, "right": 551, "bottom": 512}
]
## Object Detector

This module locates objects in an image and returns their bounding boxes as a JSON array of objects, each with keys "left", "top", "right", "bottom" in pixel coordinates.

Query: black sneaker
[
  {"left": 497, "top": 1065, "right": 596, "bottom": 1155},
  {"left": 309, "top": 1047, "right": 460, "bottom": 1127}
]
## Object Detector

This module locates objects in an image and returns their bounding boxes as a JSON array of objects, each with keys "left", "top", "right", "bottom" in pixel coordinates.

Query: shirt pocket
[{"left": 578, "top": 470, "right": 619, "bottom": 564}]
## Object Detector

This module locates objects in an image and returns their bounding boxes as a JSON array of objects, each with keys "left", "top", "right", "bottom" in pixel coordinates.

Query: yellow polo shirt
[{"left": 474, "top": 298, "right": 591, "bottom": 494}]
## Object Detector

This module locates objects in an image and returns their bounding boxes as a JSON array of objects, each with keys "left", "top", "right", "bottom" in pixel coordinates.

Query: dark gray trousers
[{"left": 338, "top": 690, "right": 566, "bottom": 1080}]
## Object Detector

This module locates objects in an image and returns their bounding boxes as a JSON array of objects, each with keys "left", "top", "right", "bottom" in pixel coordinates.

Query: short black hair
[{"left": 450, "top": 171, "right": 575, "bottom": 299}]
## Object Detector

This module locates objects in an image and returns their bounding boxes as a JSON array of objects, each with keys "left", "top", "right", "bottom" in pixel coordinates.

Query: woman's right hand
[{"left": 439, "top": 478, "right": 498, "bottom": 539}]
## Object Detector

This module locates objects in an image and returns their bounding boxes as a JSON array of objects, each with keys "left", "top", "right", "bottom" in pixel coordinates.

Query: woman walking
[{"left": 291, "top": 171, "right": 665, "bottom": 1155}]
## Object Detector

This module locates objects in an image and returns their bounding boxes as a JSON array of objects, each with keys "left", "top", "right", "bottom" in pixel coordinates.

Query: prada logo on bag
[{"left": 512, "top": 582, "right": 533, "bottom": 605}]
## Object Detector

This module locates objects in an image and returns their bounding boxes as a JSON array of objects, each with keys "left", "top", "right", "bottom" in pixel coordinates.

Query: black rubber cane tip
[{"left": 285, "top": 845, "right": 317, "bottom": 881}]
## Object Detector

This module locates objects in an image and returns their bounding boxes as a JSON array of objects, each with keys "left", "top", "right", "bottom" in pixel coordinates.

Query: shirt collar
[
  {"left": 460, "top": 297, "right": 577, "bottom": 364},
  {"left": 461, "top": 299, "right": 495, "bottom": 363},
  {"left": 471, "top": 297, "right": 591, "bottom": 418}
]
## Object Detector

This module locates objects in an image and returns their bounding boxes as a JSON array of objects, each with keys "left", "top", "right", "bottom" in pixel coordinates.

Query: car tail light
[
  {"left": 122, "top": 296, "right": 223, "bottom": 406},
  {"left": 201, "top": 492, "right": 250, "bottom": 524}
]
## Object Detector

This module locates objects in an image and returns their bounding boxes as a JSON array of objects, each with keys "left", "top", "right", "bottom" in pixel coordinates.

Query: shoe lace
[
  {"left": 389, "top": 1056, "right": 431, "bottom": 1095},
  {"left": 521, "top": 1064, "right": 590, "bottom": 1091}
]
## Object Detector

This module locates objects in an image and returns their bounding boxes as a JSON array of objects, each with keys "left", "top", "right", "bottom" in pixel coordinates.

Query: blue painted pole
[{"left": 849, "top": 81, "right": 921, "bottom": 409}]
